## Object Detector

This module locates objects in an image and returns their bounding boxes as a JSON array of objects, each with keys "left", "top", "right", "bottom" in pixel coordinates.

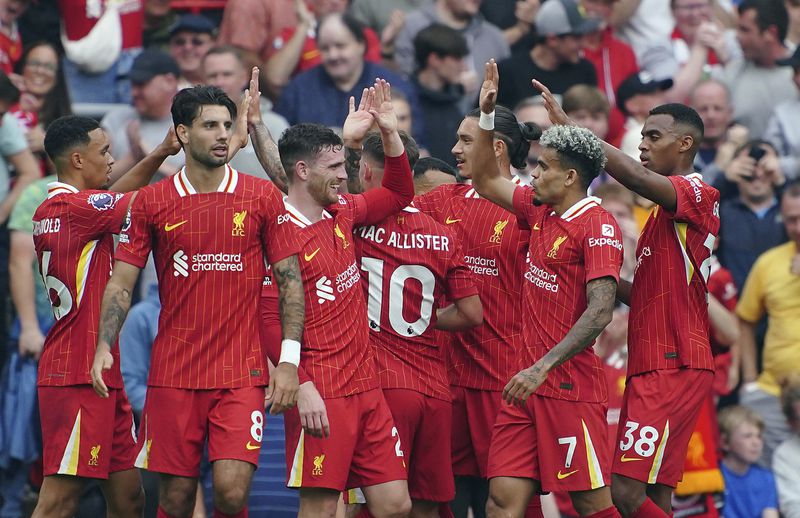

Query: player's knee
[
  {"left": 610, "top": 479, "right": 641, "bottom": 515},
  {"left": 370, "top": 493, "right": 412, "bottom": 518},
  {"left": 160, "top": 485, "right": 196, "bottom": 518},
  {"left": 107, "top": 485, "right": 145, "bottom": 518},
  {"left": 486, "top": 494, "right": 511, "bottom": 518},
  {"left": 213, "top": 484, "right": 248, "bottom": 514}
]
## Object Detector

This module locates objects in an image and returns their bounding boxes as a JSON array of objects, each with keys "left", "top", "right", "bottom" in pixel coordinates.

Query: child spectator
[{"left": 718, "top": 406, "right": 779, "bottom": 518}]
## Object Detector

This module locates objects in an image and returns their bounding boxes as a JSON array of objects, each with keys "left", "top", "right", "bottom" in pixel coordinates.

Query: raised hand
[
  {"left": 342, "top": 86, "right": 376, "bottom": 148},
  {"left": 369, "top": 78, "right": 398, "bottom": 134},
  {"left": 531, "top": 79, "right": 572, "bottom": 126},
  {"left": 480, "top": 60, "right": 499, "bottom": 115},
  {"left": 246, "top": 66, "right": 263, "bottom": 127}
]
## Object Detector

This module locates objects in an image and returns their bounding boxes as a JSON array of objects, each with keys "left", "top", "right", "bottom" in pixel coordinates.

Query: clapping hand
[{"left": 342, "top": 86, "right": 375, "bottom": 149}]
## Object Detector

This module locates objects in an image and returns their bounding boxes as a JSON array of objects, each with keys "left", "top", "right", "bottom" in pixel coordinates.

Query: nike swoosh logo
[
  {"left": 445, "top": 216, "right": 461, "bottom": 224},
  {"left": 245, "top": 441, "right": 260, "bottom": 451},
  {"left": 533, "top": 223, "right": 541, "bottom": 230},
  {"left": 304, "top": 248, "right": 321, "bottom": 261},
  {"left": 557, "top": 469, "right": 579, "bottom": 479},
  {"left": 620, "top": 454, "right": 643, "bottom": 462},
  {"left": 164, "top": 221, "right": 187, "bottom": 232}
]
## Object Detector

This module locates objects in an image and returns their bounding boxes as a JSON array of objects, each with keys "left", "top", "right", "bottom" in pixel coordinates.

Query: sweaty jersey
[
  {"left": 33, "top": 183, "right": 132, "bottom": 387},
  {"left": 628, "top": 173, "right": 720, "bottom": 376},
  {"left": 354, "top": 206, "right": 478, "bottom": 401},
  {"left": 116, "top": 166, "right": 297, "bottom": 389},
  {"left": 513, "top": 189, "right": 623, "bottom": 402},
  {"left": 414, "top": 180, "right": 529, "bottom": 391}
]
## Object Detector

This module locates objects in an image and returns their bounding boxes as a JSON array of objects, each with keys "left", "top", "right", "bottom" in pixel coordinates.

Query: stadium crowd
[{"left": 0, "top": 0, "right": 799, "bottom": 517}]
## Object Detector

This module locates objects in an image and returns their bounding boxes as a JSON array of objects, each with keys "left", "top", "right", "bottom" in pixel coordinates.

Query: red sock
[
  {"left": 583, "top": 505, "right": 622, "bottom": 518},
  {"left": 212, "top": 507, "right": 248, "bottom": 518},
  {"left": 630, "top": 497, "right": 669, "bottom": 518},
  {"left": 157, "top": 507, "right": 181, "bottom": 518}
]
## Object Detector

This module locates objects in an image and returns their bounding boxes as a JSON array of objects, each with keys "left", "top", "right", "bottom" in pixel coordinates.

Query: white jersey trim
[
  {"left": 47, "top": 181, "right": 80, "bottom": 199},
  {"left": 173, "top": 165, "right": 238, "bottom": 197},
  {"left": 283, "top": 198, "right": 332, "bottom": 228}
]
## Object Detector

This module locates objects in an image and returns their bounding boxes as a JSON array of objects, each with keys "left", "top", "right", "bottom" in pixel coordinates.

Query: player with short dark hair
[
  {"left": 90, "top": 85, "right": 306, "bottom": 518},
  {"left": 473, "top": 61, "right": 623, "bottom": 518},
  {"left": 257, "top": 80, "right": 415, "bottom": 518},
  {"left": 536, "top": 77, "right": 721, "bottom": 518},
  {"left": 31, "top": 114, "right": 179, "bottom": 518}
]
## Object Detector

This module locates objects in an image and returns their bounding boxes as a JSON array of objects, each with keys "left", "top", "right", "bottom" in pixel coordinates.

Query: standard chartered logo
[
  {"left": 316, "top": 276, "right": 335, "bottom": 304},
  {"left": 172, "top": 249, "right": 243, "bottom": 277},
  {"left": 173, "top": 250, "right": 189, "bottom": 277}
]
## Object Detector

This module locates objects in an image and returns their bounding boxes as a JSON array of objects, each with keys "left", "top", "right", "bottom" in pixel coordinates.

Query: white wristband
[
  {"left": 279, "top": 339, "right": 301, "bottom": 367},
  {"left": 479, "top": 110, "right": 495, "bottom": 131}
]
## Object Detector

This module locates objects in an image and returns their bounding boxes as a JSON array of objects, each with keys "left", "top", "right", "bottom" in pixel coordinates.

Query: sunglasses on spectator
[
  {"left": 171, "top": 37, "right": 208, "bottom": 47},
  {"left": 25, "top": 60, "right": 58, "bottom": 72}
]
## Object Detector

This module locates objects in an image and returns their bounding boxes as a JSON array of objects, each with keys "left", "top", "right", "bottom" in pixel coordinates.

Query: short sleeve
[
  {"left": 261, "top": 184, "right": 300, "bottom": 265},
  {"left": 413, "top": 186, "right": 448, "bottom": 221},
  {"left": 736, "top": 255, "right": 767, "bottom": 323},
  {"left": 444, "top": 238, "right": 478, "bottom": 301},
  {"left": 583, "top": 212, "right": 624, "bottom": 284},
  {"left": 70, "top": 190, "right": 133, "bottom": 237},
  {"left": 116, "top": 191, "right": 153, "bottom": 268},
  {"left": 669, "top": 174, "right": 720, "bottom": 234},
  {"left": 0, "top": 113, "right": 28, "bottom": 157},
  {"left": 511, "top": 185, "right": 537, "bottom": 230}
]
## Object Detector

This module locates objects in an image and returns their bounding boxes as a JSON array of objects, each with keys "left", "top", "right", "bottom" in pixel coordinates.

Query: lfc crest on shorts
[
  {"left": 313, "top": 454, "right": 325, "bottom": 475},
  {"left": 89, "top": 445, "right": 101, "bottom": 466}
]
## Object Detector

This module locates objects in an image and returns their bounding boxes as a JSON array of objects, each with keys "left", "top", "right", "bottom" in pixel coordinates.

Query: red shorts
[
  {"left": 451, "top": 386, "right": 503, "bottom": 478},
  {"left": 487, "top": 395, "right": 610, "bottom": 493},
  {"left": 39, "top": 386, "right": 136, "bottom": 479},
  {"left": 135, "top": 386, "right": 266, "bottom": 477},
  {"left": 383, "top": 388, "right": 454, "bottom": 502},
  {"left": 285, "top": 388, "right": 407, "bottom": 491},
  {"left": 612, "top": 368, "right": 713, "bottom": 487}
]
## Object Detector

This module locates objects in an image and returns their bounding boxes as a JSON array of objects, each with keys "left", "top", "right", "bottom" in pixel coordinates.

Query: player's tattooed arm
[
  {"left": 272, "top": 255, "right": 305, "bottom": 343},
  {"left": 251, "top": 122, "right": 289, "bottom": 194},
  {"left": 91, "top": 261, "right": 141, "bottom": 398},
  {"left": 345, "top": 147, "right": 364, "bottom": 194},
  {"left": 503, "top": 276, "right": 617, "bottom": 405}
]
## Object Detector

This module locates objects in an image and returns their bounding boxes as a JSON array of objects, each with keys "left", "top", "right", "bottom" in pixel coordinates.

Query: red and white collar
[
  {"left": 173, "top": 165, "right": 239, "bottom": 197},
  {"left": 559, "top": 195, "right": 601, "bottom": 222},
  {"left": 47, "top": 181, "right": 79, "bottom": 199},
  {"left": 283, "top": 198, "right": 332, "bottom": 228},
  {"left": 464, "top": 175, "right": 523, "bottom": 199}
]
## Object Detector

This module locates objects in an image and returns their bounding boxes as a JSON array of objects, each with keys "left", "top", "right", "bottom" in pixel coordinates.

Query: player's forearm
[
  {"left": 264, "top": 22, "right": 310, "bottom": 92},
  {"left": 738, "top": 318, "right": 759, "bottom": 383},
  {"left": 8, "top": 249, "right": 39, "bottom": 330},
  {"left": 2, "top": 151, "right": 39, "bottom": 219},
  {"left": 358, "top": 151, "right": 414, "bottom": 224},
  {"left": 435, "top": 295, "right": 483, "bottom": 331},
  {"left": 472, "top": 119, "right": 516, "bottom": 212},
  {"left": 601, "top": 142, "right": 677, "bottom": 212},
  {"left": 708, "top": 295, "right": 739, "bottom": 346},
  {"left": 345, "top": 147, "right": 363, "bottom": 194},
  {"left": 97, "top": 279, "right": 135, "bottom": 350},
  {"left": 251, "top": 122, "right": 289, "bottom": 193},
  {"left": 538, "top": 278, "right": 616, "bottom": 372},
  {"left": 109, "top": 145, "right": 172, "bottom": 193},
  {"left": 273, "top": 255, "right": 305, "bottom": 343}
]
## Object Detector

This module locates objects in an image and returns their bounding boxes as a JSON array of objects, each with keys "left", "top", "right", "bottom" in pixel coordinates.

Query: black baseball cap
[
  {"left": 535, "top": 0, "right": 602, "bottom": 36},
  {"left": 777, "top": 46, "right": 800, "bottom": 69},
  {"left": 126, "top": 49, "right": 181, "bottom": 84},
  {"left": 169, "top": 14, "right": 216, "bottom": 38},
  {"left": 616, "top": 72, "right": 674, "bottom": 113}
]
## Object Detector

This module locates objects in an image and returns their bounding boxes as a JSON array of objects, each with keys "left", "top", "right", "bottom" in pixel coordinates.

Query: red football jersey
[
  {"left": 0, "top": 27, "right": 22, "bottom": 74},
  {"left": 414, "top": 180, "right": 529, "bottom": 391},
  {"left": 116, "top": 166, "right": 297, "bottom": 389},
  {"left": 354, "top": 206, "right": 478, "bottom": 401},
  {"left": 627, "top": 173, "right": 720, "bottom": 376},
  {"left": 261, "top": 196, "right": 377, "bottom": 399},
  {"left": 513, "top": 189, "right": 623, "bottom": 402},
  {"left": 33, "top": 183, "right": 132, "bottom": 387}
]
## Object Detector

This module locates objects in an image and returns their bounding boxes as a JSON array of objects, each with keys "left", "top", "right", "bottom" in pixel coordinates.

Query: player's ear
[
  {"left": 69, "top": 150, "right": 83, "bottom": 170},
  {"left": 679, "top": 134, "right": 694, "bottom": 153},
  {"left": 176, "top": 124, "right": 190, "bottom": 147},
  {"left": 295, "top": 160, "right": 309, "bottom": 180},
  {"left": 493, "top": 138, "right": 505, "bottom": 160},
  {"left": 564, "top": 168, "right": 578, "bottom": 187}
]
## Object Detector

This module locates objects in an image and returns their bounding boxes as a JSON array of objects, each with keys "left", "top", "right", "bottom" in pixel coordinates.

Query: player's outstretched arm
[
  {"left": 532, "top": 79, "right": 678, "bottom": 212},
  {"left": 503, "top": 276, "right": 617, "bottom": 405},
  {"left": 247, "top": 67, "right": 290, "bottom": 193},
  {"left": 342, "top": 86, "right": 377, "bottom": 194},
  {"left": 91, "top": 261, "right": 141, "bottom": 398},
  {"left": 108, "top": 127, "right": 181, "bottom": 193},
  {"left": 435, "top": 295, "right": 483, "bottom": 331},
  {"left": 268, "top": 254, "right": 305, "bottom": 415},
  {"left": 471, "top": 61, "right": 517, "bottom": 213}
]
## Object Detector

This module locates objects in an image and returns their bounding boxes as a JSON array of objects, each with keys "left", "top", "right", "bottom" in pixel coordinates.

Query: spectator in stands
[
  {"left": 513, "top": 95, "right": 552, "bottom": 184},
  {"left": 394, "top": 0, "right": 510, "bottom": 108},
  {"left": 718, "top": 406, "right": 779, "bottom": 518},
  {"left": 773, "top": 375, "right": 800, "bottom": 518},
  {"left": 412, "top": 24, "right": 468, "bottom": 166},
  {"left": 671, "top": 0, "right": 736, "bottom": 75},
  {"left": 142, "top": 0, "right": 176, "bottom": 50},
  {"left": 496, "top": 0, "right": 598, "bottom": 110},
  {"left": 581, "top": 0, "right": 638, "bottom": 146},
  {"left": 413, "top": 156, "right": 461, "bottom": 193},
  {"left": 217, "top": 0, "right": 296, "bottom": 81},
  {"left": 478, "top": 0, "right": 539, "bottom": 52},
  {"left": 764, "top": 45, "right": 800, "bottom": 180},
  {"left": 723, "top": 0, "right": 797, "bottom": 139},
  {"left": 717, "top": 141, "right": 787, "bottom": 291},
  {"left": 736, "top": 181, "right": 800, "bottom": 465},
  {"left": 690, "top": 79, "right": 748, "bottom": 185},
  {"left": 265, "top": 0, "right": 381, "bottom": 99},
  {"left": 787, "top": 0, "right": 800, "bottom": 50},
  {"left": 58, "top": 0, "right": 143, "bottom": 104},
  {"left": 611, "top": 0, "right": 675, "bottom": 65},
  {"left": 168, "top": 14, "right": 215, "bottom": 90},
  {"left": 202, "top": 47, "right": 289, "bottom": 178},
  {"left": 10, "top": 41, "right": 71, "bottom": 174},
  {"left": 349, "top": 0, "right": 424, "bottom": 36},
  {"left": 391, "top": 89, "right": 414, "bottom": 136},
  {"left": 101, "top": 49, "right": 184, "bottom": 179},
  {"left": 276, "top": 13, "right": 425, "bottom": 145},
  {"left": 562, "top": 84, "right": 610, "bottom": 140},
  {"left": 616, "top": 72, "right": 673, "bottom": 158},
  {"left": 0, "top": 0, "right": 28, "bottom": 74}
]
